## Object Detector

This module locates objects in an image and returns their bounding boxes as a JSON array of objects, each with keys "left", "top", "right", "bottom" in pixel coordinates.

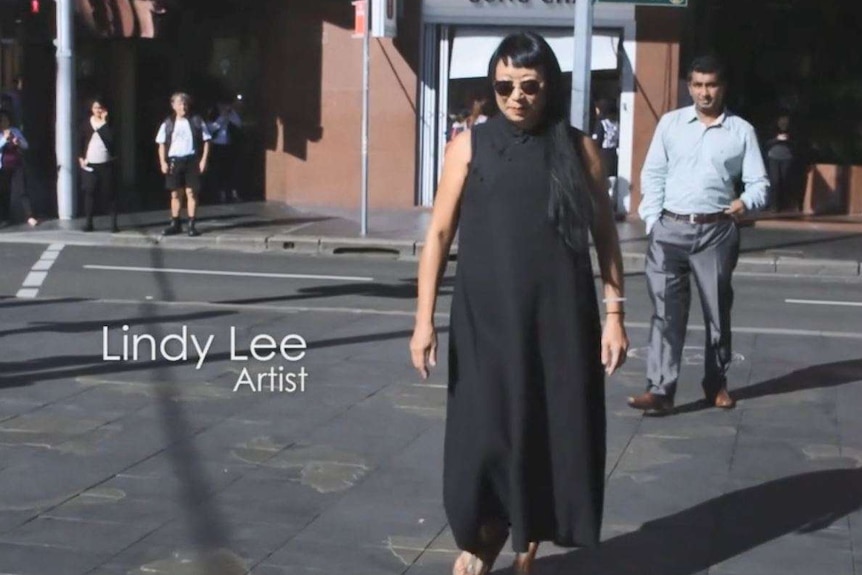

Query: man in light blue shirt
[{"left": 629, "top": 55, "right": 769, "bottom": 415}]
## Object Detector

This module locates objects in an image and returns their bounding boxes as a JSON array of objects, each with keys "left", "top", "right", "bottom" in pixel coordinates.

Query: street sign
[{"left": 599, "top": 0, "right": 687, "bottom": 5}]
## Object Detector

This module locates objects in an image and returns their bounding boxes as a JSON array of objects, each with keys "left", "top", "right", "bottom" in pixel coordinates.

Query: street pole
[
  {"left": 360, "top": 0, "right": 370, "bottom": 236},
  {"left": 55, "top": 0, "right": 75, "bottom": 220},
  {"left": 570, "top": 0, "right": 593, "bottom": 131}
]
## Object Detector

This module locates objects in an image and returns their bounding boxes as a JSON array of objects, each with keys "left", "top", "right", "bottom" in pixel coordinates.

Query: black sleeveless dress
[{"left": 444, "top": 114, "right": 606, "bottom": 554}]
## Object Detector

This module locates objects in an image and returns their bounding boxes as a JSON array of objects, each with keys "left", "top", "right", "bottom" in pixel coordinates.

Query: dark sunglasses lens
[
  {"left": 493, "top": 81, "right": 514, "bottom": 97},
  {"left": 521, "top": 80, "right": 541, "bottom": 95}
]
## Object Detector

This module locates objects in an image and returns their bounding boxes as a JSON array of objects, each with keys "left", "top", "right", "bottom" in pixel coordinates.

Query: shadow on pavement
[
  {"left": 671, "top": 358, "right": 862, "bottom": 415},
  {"left": 524, "top": 468, "right": 862, "bottom": 575},
  {"left": 0, "top": 309, "right": 236, "bottom": 338}
]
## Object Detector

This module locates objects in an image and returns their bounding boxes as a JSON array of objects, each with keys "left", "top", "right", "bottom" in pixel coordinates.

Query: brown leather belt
[{"left": 661, "top": 209, "right": 732, "bottom": 224}]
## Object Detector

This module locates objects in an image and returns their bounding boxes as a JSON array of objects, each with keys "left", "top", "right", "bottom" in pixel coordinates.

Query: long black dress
[{"left": 444, "top": 114, "right": 606, "bottom": 554}]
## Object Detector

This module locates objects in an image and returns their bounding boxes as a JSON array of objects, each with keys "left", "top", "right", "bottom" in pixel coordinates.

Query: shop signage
[
  {"left": 372, "top": 0, "right": 399, "bottom": 38},
  {"left": 600, "top": 0, "right": 687, "bottom": 6},
  {"left": 423, "top": 0, "right": 637, "bottom": 25}
]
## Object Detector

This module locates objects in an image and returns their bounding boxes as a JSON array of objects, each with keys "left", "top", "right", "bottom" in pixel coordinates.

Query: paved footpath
[{"left": 1, "top": 202, "right": 862, "bottom": 277}]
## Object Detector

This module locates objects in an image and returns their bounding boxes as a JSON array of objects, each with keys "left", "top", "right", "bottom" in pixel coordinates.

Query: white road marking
[
  {"left": 83, "top": 265, "right": 374, "bottom": 282},
  {"left": 16, "top": 244, "right": 65, "bottom": 299},
  {"left": 785, "top": 298, "right": 862, "bottom": 308},
  {"left": 625, "top": 321, "right": 862, "bottom": 340},
  {"left": 21, "top": 272, "right": 48, "bottom": 287},
  {"left": 31, "top": 260, "right": 56, "bottom": 271},
  {"left": 81, "top": 298, "right": 862, "bottom": 339}
]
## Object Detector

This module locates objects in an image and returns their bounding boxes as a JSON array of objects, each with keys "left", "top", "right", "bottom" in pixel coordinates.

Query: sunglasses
[{"left": 493, "top": 79, "right": 542, "bottom": 97}]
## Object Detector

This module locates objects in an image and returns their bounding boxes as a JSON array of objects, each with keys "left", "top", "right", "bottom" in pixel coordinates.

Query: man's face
[
  {"left": 171, "top": 98, "right": 188, "bottom": 118},
  {"left": 688, "top": 71, "right": 725, "bottom": 116}
]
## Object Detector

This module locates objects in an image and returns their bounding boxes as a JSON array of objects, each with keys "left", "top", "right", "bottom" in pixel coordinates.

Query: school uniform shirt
[{"left": 155, "top": 117, "right": 212, "bottom": 158}]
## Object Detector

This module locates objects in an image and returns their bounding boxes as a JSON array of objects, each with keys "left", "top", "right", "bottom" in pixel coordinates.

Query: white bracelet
[{"left": 603, "top": 297, "right": 627, "bottom": 303}]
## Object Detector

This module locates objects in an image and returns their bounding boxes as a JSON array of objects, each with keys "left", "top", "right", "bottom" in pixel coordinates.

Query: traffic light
[{"left": 30, "top": 0, "right": 39, "bottom": 14}]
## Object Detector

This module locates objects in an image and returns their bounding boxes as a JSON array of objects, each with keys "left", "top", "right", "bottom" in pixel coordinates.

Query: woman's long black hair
[{"left": 487, "top": 32, "right": 594, "bottom": 253}]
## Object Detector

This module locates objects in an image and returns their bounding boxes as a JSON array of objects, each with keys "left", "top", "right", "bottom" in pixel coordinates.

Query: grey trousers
[{"left": 645, "top": 216, "right": 740, "bottom": 400}]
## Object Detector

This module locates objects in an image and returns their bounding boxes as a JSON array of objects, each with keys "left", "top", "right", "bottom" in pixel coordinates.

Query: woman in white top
[{"left": 79, "top": 97, "right": 118, "bottom": 232}]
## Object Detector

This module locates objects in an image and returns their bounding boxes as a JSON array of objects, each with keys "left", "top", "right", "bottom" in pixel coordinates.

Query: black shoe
[
  {"left": 162, "top": 218, "right": 182, "bottom": 236},
  {"left": 187, "top": 219, "right": 201, "bottom": 237},
  {"left": 83, "top": 221, "right": 94, "bottom": 232}
]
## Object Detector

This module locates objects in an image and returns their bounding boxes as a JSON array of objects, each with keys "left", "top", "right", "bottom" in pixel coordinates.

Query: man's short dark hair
[{"left": 687, "top": 55, "right": 726, "bottom": 83}]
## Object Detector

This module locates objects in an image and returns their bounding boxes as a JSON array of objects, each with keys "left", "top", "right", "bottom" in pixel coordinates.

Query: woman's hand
[
  {"left": 79, "top": 158, "right": 89, "bottom": 169},
  {"left": 601, "top": 314, "right": 629, "bottom": 375},
  {"left": 410, "top": 322, "right": 437, "bottom": 380}
]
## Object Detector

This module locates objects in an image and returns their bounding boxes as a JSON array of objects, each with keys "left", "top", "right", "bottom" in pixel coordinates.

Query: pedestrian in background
[
  {"left": 592, "top": 98, "right": 621, "bottom": 217},
  {"left": 411, "top": 31, "right": 628, "bottom": 575},
  {"left": 155, "top": 92, "right": 211, "bottom": 237},
  {"left": 0, "top": 110, "right": 37, "bottom": 227},
  {"left": 206, "top": 98, "right": 243, "bottom": 203},
  {"left": 79, "top": 97, "right": 119, "bottom": 232},
  {"left": 1, "top": 75, "right": 24, "bottom": 128},
  {"left": 765, "top": 115, "right": 799, "bottom": 212},
  {"left": 633, "top": 55, "right": 769, "bottom": 415}
]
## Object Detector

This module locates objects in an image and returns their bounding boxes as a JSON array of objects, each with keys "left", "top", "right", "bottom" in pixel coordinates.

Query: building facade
[{"left": 258, "top": 0, "right": 686, "bottom": 216}]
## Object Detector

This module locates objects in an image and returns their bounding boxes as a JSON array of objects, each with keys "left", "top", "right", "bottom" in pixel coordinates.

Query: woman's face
[
  {"left": 91, "top": 102, "right": 108, "bottom": 121},
  {"left": 493, "top": 59, "right": 547, "bottom": 129}
]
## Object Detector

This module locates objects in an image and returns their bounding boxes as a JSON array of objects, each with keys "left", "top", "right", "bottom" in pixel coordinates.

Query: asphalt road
[{"left": 0, "top": 242, "right": 861, "bottom": 575}]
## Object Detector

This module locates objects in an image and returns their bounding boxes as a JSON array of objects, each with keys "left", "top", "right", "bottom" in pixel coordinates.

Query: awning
[{"left": 449, "top": 28, "right": 620, "bottom": 80}]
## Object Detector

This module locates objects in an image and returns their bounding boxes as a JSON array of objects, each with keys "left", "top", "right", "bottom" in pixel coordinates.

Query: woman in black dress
[{"left": 410, "top": 33, "right": 628, "bottom": 574}]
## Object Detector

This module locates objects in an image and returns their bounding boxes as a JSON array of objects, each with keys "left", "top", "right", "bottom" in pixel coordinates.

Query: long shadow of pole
[
  {"left": 529, "top": 468, "right": 862, "bottom": 574},
  {"left": 142, "top": 242, "right": 242, "bottom": 574}
]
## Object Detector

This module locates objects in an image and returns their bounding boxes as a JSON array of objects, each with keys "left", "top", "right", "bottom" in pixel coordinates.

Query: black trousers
[
  {"left": 768, "top": 158, "right": 797, "bottom": 211},
  {"left": 81, "top": 162, "right": 117, "bottom": 224},
  {"left": 0, "top": 166, "right": 33, "bottom": 223}
]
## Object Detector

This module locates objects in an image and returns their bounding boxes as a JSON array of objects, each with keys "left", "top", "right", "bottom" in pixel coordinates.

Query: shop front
[{"left": 418, "top": 0, "right": 637, "bottom": 211}]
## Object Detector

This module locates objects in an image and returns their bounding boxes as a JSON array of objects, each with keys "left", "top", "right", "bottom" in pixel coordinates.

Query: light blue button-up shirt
[{"left": 639, "top": 106, "right": 769, "bottom": 233}]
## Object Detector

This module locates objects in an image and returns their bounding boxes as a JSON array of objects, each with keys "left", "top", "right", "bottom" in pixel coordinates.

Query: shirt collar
[{"left": 686, "top": 105, "right": 729, "bottom": 128}]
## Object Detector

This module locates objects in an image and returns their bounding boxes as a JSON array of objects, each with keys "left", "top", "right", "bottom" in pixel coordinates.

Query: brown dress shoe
[
  {"left": 714, "top": 388, "right": 736, "bottom": 409},
  {"left": 627, "top": 392, "right": 673, "bottom": 414}
]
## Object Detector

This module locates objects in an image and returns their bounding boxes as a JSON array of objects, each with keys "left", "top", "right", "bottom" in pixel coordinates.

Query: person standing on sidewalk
[
  {"left": 155, "top": 92, "right": 211, "bottom": 237},
  {"left": 79, "top": 97, "right": 119, "bottom": 232},
  {"left": 631, "top": 55, "right": 769, "bottom": 415},
  {"left": 206, "top": 99, "right": 242, "bottom": 203},
  {"left": 410, "top": 32, "right": 628, "bottom": 575},
  {"left": 0, "top": 110, "right": 37, "bottom": 227},
  {"left": 592, "top": 98, "right": 621, "bottom": 217}
]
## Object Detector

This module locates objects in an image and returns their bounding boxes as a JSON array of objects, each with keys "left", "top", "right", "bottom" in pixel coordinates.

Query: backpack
[{"left": 163, "top": 115, "right": 205, "bottom": 156}]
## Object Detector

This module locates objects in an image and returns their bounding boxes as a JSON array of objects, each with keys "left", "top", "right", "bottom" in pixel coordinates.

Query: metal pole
[
  {"left": 360, "top": 0, "right": 370, "bottom": 236},
  {"left": 55, "top": 0, "right": 76, "bottom": 220},
  {"left": 570, "top": 0, "right": 593, "bottom": 131}
]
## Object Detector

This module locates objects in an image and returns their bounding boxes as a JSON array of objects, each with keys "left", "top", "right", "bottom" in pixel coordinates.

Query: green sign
[{"left": 599, "top": 0, "right": 688, "bottom": 6}]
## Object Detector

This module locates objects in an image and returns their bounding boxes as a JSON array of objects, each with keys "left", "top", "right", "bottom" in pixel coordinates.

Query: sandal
[
  {"left": 513, "top": 542, "right": 539, "bottom": 574},
  {"left": 452, "top": 521, "right": 509, "bottom": 575}
]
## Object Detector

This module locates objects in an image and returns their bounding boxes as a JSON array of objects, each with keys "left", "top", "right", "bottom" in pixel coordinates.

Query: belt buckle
[{"left": 689, "top": 213, "right": 697, "bottom": 224}]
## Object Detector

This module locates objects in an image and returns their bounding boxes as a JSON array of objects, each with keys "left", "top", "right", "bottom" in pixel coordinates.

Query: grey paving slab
[
  {"left": 0, "top": 542, "right": 108, "bottom": 575},
  {"left": 0, "top": 516, "right": 157, "bottom": 555},
  {"left": 730, "top": 435, "right": 854, "bottom": 481},
  {"left": 42, "top": 489, "right": 179, "bottom": 529},
  {"left": 710, "top": 529, "right": 853, "bottom": 575},
  {"left": 263, "top": 536, "right": 406, "bottom": 575},
  {"left": 603, "top": 470, "right": 727, "bottom": 528}
]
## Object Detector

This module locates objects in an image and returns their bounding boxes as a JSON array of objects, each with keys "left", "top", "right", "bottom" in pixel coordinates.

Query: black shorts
[{"left": 165, "top": 155, "right": 201, "bottom": 192}]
